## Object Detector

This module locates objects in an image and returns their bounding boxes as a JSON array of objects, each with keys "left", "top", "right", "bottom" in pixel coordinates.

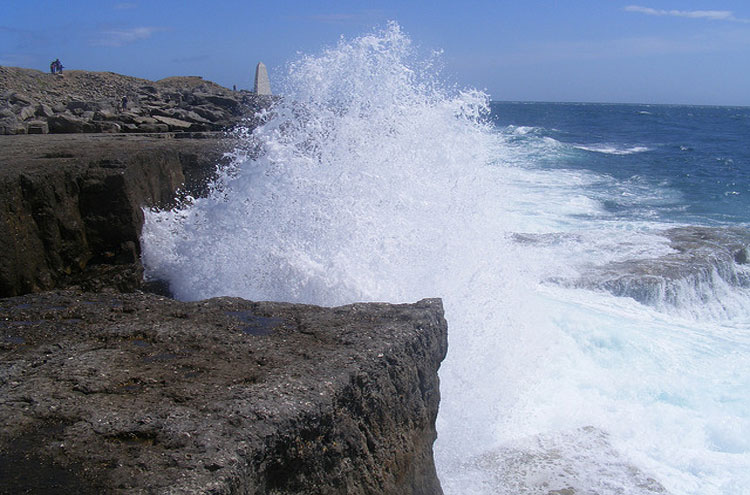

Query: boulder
[
  {"left": 35, "top": 103, "right": 55, "bottom": 118},
  {"left": 120, "top": 123, "right": 139, "bottom": 133},
  {"left": 17, "top": 105, "right": 36, "bottom": 121},
  {"left": 4, "top": 123, "right": 27, "bottom": 135},
  {"left": 132, "top": 115, "right": 158, "bottom": 125},
  {"left": 48, "top": 113, "right": 87, "bottom": 133},
  {"left": 93, "top": 109, "right": 119, "bottom": 121},
  {"left": 0, "top": 115, "right": 19, "bottom": 135},
  {"left": 139, "top": 85, "right": 158, "bottom": 94},
  {"left": 94, "top": 121, "right": 121, "bottom": 133},
  {"left": 66, "top": 101, "right": 101, "bottom": 113},
  {"left": 192, "top": 105, "right": 228, "bottom": 122},
  {"left": 137, "top": 123, "right": 170, "bottom": 133},
  {"left": 198, "top": 93, "right": 241, "bottom": 112},
  {"left": 153, "top": 115, "right": 192, "bottom": 130},
  {"left": 179, "top": 109, "right": 212, "bottom": 123},
  {"left": 8, "top": 92, "right": 34, "bottom": 106}
]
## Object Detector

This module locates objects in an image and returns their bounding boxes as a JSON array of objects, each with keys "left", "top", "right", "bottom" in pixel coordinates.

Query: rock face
[
  {"left": 0, "top": 134, "right": 235, "bottom": 297},
  {"left": 0, "top": 291, "right": 447, "bottom": 494},
  {"left": 0, "top": 67, "right": 272, "bottom": 135}
]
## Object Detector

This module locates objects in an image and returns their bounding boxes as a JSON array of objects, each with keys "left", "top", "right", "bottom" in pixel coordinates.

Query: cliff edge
[
  {"left": 0, "top": 134, "right": 236, "bottom": 297},
  {"left": 0, "top": 291, "right": 447, "bottom": 494}
]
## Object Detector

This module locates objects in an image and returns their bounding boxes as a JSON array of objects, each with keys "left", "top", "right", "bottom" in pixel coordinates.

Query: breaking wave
[{"left": 142, "top": 23, "right": 750, "bottom": 495}]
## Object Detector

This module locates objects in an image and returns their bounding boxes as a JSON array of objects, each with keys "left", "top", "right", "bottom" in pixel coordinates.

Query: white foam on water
[
  {"left": 574, "top": 144, "right": 651, "bottom": 155},
  {"left": 142, "top": 23, "right": 750, "bottom": 495}
]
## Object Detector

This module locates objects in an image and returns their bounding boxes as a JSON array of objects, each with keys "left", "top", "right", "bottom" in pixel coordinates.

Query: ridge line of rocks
[{"left": 1, "top": 66, "right": 273, "bottom": 135}]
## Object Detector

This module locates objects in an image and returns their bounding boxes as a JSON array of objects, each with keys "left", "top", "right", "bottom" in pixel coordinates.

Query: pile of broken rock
[{"left": 0, "top": 66, "right": 269, "bottom": 135}]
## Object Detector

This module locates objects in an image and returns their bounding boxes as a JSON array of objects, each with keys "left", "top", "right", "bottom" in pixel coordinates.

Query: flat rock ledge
[{"left": 0, "top": 291, "right": 447, "bottom": 494}]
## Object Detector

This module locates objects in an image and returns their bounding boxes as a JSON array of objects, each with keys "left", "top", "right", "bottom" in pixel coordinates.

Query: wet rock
[
  {"left": 0, "top": 291, "right": 447, "bottom": 495},
  {"left": 566, "top": 226, "right": 750, "bottom": 307}
]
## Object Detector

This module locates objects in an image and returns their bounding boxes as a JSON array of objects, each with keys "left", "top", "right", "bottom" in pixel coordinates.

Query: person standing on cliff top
[{"left": 50, "top": 59, "right": 63, "bottom": 74}]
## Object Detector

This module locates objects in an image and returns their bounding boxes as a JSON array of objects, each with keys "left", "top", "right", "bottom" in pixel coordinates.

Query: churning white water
[{"left": 142, "top": 24, "right": 750, "bottom": 495}]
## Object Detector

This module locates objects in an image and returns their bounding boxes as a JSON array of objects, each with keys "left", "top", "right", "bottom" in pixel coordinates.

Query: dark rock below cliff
[
  {"left": 0, "top": 134, "right": 236, "bottom": 297},
  {"left": 0, "top": 291, "right": 447, "bottom": 494}
]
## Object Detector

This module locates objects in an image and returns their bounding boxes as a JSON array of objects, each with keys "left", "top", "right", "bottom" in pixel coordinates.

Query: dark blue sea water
[{"left": 492, "top": 102, "right": 750, "bottom": 226}]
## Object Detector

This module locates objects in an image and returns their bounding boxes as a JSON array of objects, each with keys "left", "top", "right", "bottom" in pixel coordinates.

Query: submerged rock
[
  {"left": 515, "top": 227, "right": 750, "bottom": 311},
  {"left": 570, "top": 226, "right": 750, "bottom": 307},
  {"left": 0, "top": 291, "right": 447, "bottom": 494}
]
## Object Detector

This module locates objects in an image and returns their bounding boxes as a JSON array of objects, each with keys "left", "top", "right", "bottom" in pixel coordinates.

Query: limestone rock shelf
[{"left": 0, "top": 291, "right": 447, "bottom": 494}]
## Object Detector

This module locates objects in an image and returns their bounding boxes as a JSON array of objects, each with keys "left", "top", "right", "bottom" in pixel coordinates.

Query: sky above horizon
[{"left": 2, "top": 1, "right": 749, "bottom": 106}]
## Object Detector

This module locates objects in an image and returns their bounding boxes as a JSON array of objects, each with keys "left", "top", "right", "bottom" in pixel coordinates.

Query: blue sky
[{"left": 2, "top": 1, "right": 749, "bottom": 105}]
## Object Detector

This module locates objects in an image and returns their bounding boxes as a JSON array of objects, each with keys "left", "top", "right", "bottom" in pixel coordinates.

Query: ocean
[{"left": 141, "top": 24, "right": 750, "bottom": 495}]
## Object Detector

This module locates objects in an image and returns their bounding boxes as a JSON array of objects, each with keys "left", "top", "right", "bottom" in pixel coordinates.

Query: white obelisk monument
[{"left": 253, "top": 62, "right": 271, "bottom": 95}]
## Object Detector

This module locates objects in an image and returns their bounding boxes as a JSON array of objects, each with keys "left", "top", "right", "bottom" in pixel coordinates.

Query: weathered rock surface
[
  {"left": 0, "top": 67, "right": 273, "bottom": 135},
  {"left": 569, "top": 226, "right": 750, "bottom": 306},
  {"left": 512, "top": 227, "right": 750, "bottom": 308},
  {"left": 0, "top": 134, "right": 235, "bottom": 297},
  {"left": 0, "top": 291, "right": 447, "bottom": 494}
]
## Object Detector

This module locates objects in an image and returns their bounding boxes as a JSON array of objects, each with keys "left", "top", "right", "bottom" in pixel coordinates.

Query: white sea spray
[{"left": 143, "top": 23, "right": 750, "bottom": 495}]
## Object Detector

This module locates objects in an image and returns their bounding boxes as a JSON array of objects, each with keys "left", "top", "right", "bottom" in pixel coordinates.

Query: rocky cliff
[
  {"left": 0, "top": 134, "right": 235, "bottom": 297},
  {"left": 0, "top": 67, "right": 270, "bottom": 135},
  {"left": 0, "top": 70, "right": 448, "bottom": 494},
  {"left": 0, "top": 291, "right": 447, "bottom": 494}
]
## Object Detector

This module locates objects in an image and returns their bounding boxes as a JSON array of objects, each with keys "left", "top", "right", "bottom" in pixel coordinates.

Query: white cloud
[
  {"left": 94, "top": 26, "right": 163, "bottom": 47},
  {"left": 624, "top": 5, "right": 749, "bottom": 23}
]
